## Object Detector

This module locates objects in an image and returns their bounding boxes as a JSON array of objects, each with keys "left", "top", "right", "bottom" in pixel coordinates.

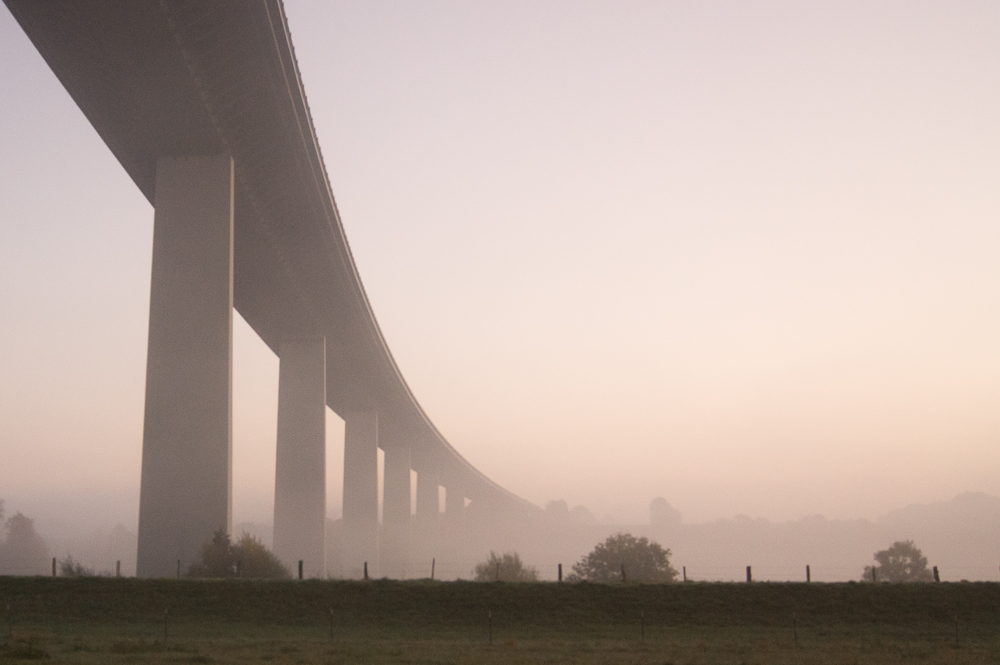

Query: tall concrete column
[
  {"left": 137, "top": 154, "right": 234, "bottom": 578},
  {"left": 381, "top": 443, "right": 411, "bottom": 578},
  {"left": 442, "top": 478, "right": 466, "bottom": 578},
  {"left": 342, "top": 411, "right": 378, "bottom": 578},
  {"left": 443, "top": 478, "right": 466, "bottom": 545},
  {"left": 273, "top": 337, "right": 327, "bottom": 578},
  {"left": 413, "top": 466, "right": 439, "bottom": 576},
  {"left": 415, "top": 467, "right": 439, "bottom": 524},
  {"left": 444, "top": 481, "right": 465, "bottom": 526}
]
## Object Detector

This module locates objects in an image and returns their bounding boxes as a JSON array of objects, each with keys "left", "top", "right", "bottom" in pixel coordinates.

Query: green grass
[{"left": 0, "top": 577, "right": 998, "bottom": 663}]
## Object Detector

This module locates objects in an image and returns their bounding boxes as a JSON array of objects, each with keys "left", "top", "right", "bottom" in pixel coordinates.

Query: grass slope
[{"left": 0, "top": 578, "right": 998, "bottom": 663}]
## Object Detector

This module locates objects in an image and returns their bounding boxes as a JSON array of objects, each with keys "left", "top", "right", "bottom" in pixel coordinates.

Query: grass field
[{"left": 0, "top": 577, "right": 997, "bottom": 663}]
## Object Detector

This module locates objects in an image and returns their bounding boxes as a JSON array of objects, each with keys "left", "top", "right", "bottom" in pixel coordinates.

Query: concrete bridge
[{"left": 5, "top": 0, "right": 537, "bottom": 578}]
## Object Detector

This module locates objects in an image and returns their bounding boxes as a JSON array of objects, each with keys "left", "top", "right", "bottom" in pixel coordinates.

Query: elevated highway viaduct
[{"left": 5, "top": 0, "right": 538, "bottom": 578}]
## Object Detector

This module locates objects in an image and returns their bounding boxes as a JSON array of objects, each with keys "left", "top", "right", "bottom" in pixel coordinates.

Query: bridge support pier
[
  {"left": 442, "top": 478, "right": 466, "bottom": 574},
  {"left": 381, "top": 443, "right": 411, "bottom": 578},
  {"left": 342, "top": 411, "right": 378, "bottom": 578},
  {"left": 413, "top": 467, "right": 439, "bottom": 577},
  {"left": 444, "top": 480, "right": 465, "bottom": 529},
  {"left": 273, "top": 337, "right": 327, "bottom": 578},
  {"left": 137, "top": 154, "right": 234, "bottom": 578}
]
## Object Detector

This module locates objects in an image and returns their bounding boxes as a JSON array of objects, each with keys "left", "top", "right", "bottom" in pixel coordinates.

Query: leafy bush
[
  {"left": 233, "top": 533, "right": 290, "bottom": 579},
  {"left": 58, "top": 555, "right": 95, "bottom": 577},
  {"left": 187, "top": 529, "right": 289, "bottom": 579},
  {"left": 862, "top": 540, "right": 933, "bottom": 582},
  {"left": 473, "top": 551, "right": 538, "bottom": 582},
  {"left": 569, "top": 532, "right": 677, "bottom": 583}
]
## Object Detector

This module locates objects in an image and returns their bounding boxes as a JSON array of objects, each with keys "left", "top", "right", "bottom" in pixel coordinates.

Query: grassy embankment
[{"left": 0, "top": 577, "right": 998, "bottom": 663}]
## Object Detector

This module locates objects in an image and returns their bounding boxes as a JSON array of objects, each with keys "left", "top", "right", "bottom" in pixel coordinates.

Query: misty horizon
[{"left": 3, "top": 489, "right": 998, "bottom": 582}]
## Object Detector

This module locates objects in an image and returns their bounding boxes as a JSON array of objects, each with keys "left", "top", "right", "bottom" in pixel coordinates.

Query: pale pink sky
[{"left": 1, "top": 1, "right": 998, "bottom": 531}]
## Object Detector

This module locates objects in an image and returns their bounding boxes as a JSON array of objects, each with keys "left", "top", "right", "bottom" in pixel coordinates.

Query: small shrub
[
  {"left": 232, "top": 533, "right": 289, "bottom": 579},
  {"left": 58, "top": 556, "right": 94, "bottom": 577},
  {"left": 187, "top": 529, "right": 288, "bottom": 579},
  {"left": 473, "top": 551, "right": 538, "bottom": 582}
]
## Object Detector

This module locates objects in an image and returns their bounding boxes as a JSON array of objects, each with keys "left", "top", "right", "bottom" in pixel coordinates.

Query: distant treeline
[{"left": 0, "top": 498, "right": 51, "bottom": 575}]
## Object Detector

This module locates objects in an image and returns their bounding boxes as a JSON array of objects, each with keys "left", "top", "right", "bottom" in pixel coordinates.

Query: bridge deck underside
[{"left": 5, "top": 0, "right": 532, "bottom": 511}]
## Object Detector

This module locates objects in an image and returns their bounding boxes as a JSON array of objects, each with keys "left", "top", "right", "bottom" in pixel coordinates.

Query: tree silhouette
[
  {"left": 862, "top": 540, "right": 933, "bottom": 582},
  {"left": 187, "top": 529, "right": 288, "bottom": 578},
  {"left": 0, "top": 511, "right": 50, "bottom": 575},
  {"left": 232, "top": 533, "right": 289, "bottom": 579},
  {"left": 569, "top": 533, "right": 677, "bottom": 583},
  {"left": 649, "top": 497, "right": 682, "bottom": 530}
]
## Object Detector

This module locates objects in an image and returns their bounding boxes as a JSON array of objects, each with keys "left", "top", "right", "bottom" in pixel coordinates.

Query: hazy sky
[{"left": 1, "top": 1, "right": 998, "bottom": 533}]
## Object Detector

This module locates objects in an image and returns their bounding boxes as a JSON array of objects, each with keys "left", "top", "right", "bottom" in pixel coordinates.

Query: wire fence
[{"left": 340, "top": 557, "right": 1000, "bottom": 583}]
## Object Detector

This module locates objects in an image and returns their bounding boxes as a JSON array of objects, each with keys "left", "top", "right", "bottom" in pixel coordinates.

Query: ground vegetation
[
  {"left": 569, "top": 532, "right": 677, "bottom": 583},
  {"left": 58, "top": 555, "right": 95, "bottom": 577},
  {"left": 187, "top": 529, "right": 289, "bottom": 579},
  {"left": 473, "top": 551, "right": 539, "bottom": 582},
  {"left": 862, "top": 540, "right": 934, "bottom": 582},
  {"left": 0, "top": 577, "right": 997, "bottom": 663}
]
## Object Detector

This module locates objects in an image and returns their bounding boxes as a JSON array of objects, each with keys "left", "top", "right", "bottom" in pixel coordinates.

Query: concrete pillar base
[
  {"left": 273, "top": 337, "right": 327, "bottom": 578},
  {"left": 413, "top": 466, "right": 439, "bottom": 576},
  {"left": 341, "top": 411, "right": 378, "bottom": 578},
  {"left": 381, "top": 443, "right": 411, "bottom": 579},
  {"left": 137, "top": 154, "right": 234, "bottom": 578}
]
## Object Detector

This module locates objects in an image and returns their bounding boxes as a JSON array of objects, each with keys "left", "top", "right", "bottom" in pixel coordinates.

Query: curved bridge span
[{"left": 6, "top": 0, "right": 536, "bottom": 577}]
